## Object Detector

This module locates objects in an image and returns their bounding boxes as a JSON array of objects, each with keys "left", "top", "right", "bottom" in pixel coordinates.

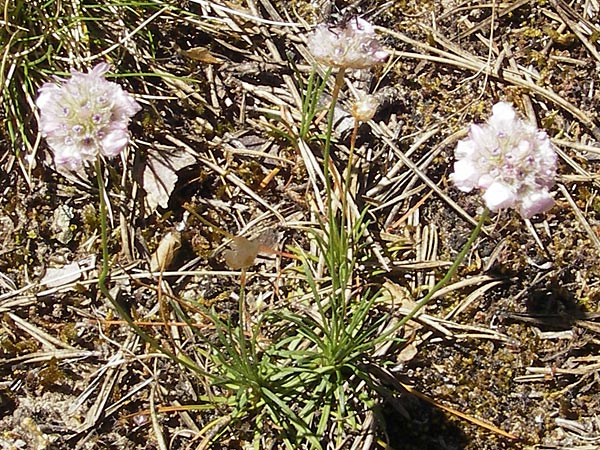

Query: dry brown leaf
[
  {"left": 178, "top": 46, "right": 223, "bottom": 64},
  {"left": 150, "top": 231, "right": 182, "bottom": 273},
  {"left": 142, "top": 146, "right": 196, "bottom": 213},
  {"left": 381, "top": 279, "right": 422, "bottom": 363},
  {"left": 381, "top": 279, "right": 417, "bottom": 311}
]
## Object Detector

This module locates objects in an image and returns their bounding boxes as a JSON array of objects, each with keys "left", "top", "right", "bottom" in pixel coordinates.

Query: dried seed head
[
  {"left": 352, "top": 93, "right": 379, "bottom": 122},
  {"left": 223, "top": 236, "right": 261, "bottom": 270}
]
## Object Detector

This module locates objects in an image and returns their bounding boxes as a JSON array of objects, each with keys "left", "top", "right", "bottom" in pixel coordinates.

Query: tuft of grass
[{"left": 1, "top": 0, "right": 62, "bottom": 178}]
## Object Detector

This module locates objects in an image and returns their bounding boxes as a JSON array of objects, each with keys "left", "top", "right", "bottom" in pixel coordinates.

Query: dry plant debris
[{"left": 1, "top": 0, "right": 600, "bottom": 449}]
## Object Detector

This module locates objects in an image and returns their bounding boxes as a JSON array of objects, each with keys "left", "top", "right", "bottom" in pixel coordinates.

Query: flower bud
[{"left": 352, "top": 93, "right": 379, "bottom": 122}]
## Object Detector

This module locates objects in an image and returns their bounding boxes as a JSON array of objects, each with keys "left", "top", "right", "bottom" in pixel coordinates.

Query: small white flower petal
[
  {"left": 483, "top": 182, "right": 516, "bottom": 211},
  {"left": 489, "top": 102, "right": 516, "bottom": 129},
  {"left": 451, "top": 160, "right": 479, "bottom": 192},
  {"left": 89, "top": 62, "right": 110, "bottom": 77},
  {"left": 469, "top": 124, "right": 493, "bottom": 149},
  {"left": 477, "top": 174, "right": 494, "bottom": 189},
  {"left": 36, "top": 84, "right": 60, "bottom": 111},
  {"left": 54, "top": 147, "right": 84, "bottom": 170},
  {"left": 519, "top": 191, "right": 555, "bottom": 219},
  {"left": 101, "top": 128, "right": 129, "bottom": 157},
  {"left": 455, "top": 139, "right": 476, "bottom": 159},
  {"left": 351, "top": 17, "right": 375, "bottom": 34}
]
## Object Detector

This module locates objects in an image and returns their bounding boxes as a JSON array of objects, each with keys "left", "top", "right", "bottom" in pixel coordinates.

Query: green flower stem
[
  {"left": 323, "top": 68, "right": 348, "bottom": 337},
  {"left": 95, "top": 159, "right": 116, "bottom": 303},
  {"left": 94, "top": 160, "right": 202, "bottom": 375},
  {"left": 344, "top": 118, "right": 359, "bottom": 200},
  {"left": 323, "top": 68, "right": 346, "bottom": 197},
  {"left": 342, "top": 118, "right": 359, "bottom": 257},
  {"left": 397, "top": 207, "right": 489, "bottom": 328}
]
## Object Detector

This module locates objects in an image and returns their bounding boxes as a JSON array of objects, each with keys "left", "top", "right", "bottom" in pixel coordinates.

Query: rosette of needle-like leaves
[
  {"left": 263, "top": 210, "right": 396, "bottom": 446},
  {"left": 163, "top": 283, "right": 324, "bottom": 448}
]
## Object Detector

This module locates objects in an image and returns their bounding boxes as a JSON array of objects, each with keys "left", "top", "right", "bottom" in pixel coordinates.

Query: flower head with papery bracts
[
  {"left": 307, "top": 17, "right": 388, "bottom": 70},
  {"left": 352, "top": 92, "right": 379, "bottom": 122},
  {"left": 36, "top": 63, "right": 141, "bottom": 170},
  {"left": 451, "top": 102, "right": 557, "bottom": 219}
]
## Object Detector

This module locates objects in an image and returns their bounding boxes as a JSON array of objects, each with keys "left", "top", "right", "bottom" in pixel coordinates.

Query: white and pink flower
[
  {"left": 36, "top": 62, "right": 141, "bottom": 170},
  {"left": 307, "top": 18, "right": 388, "bottom": 70},
  {"left": 451, "top": 102, "right": 557, "bottom": 219}
]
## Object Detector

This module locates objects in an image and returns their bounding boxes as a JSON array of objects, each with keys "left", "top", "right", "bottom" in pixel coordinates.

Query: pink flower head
[
  {"left": 36, "top": 63, "right": 141, "bottom": 170},
  {"left": 451, "top": 102, "right": 557, "bottom": 219},
  {"left": 307, "top": 17, "right": 388, "bottom": 70}
]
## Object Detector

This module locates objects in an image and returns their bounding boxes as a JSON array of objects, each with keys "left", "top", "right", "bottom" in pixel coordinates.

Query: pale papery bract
[
  {"left": 451, "top": 102, "right": 557, "bottom": 219},
  {"left": 36, "top": 62, "right": 141, "bottom": 170},
  {"left": 307, "top": 17, "right": 388, "bottom": 70},
  {"left": 352, "top": 93, "right": 379, "bottom": 122}
]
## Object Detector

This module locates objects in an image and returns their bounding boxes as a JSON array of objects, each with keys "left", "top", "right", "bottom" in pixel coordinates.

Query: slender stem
[
  {"left": 343, "top": 119, "right": 359, "bottom": 278},
  {"left": 323, "top": 69, "right": 347, "bottom": 342},
  {"left": 94, "top": 160, "right": 204, "bottom": 376},
  {"left": 323, "top": 68, "right": 346, "bottom": 196},
  {"left": 344, "top": 118, "right": 359, "bottom": 198},
  {"left": 95, "top": 159, "right": 112, "bottom": 293},
  {"left": 397, "top": 207, "right": 489, "bottom": 328}
]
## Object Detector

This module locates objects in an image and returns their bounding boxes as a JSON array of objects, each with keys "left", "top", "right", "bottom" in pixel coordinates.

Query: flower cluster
[
  {"left": 451, "top": 102, "right": 557, "bottom": 219},
  {"left": 307, "top": 17, "right": 388, "bottom": 70},
  {"left": 36, "top": 63, "right": 141, "bottom": 170}
]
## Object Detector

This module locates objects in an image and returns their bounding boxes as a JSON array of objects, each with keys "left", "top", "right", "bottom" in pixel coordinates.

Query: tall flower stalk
[
  {"left": 307, "top": 17, "right": 389, "bottom": 307},
  {"left": 307, "top": 17, "right": 388, "bottom": 201},
  {"left": 402, "top": 102, "right": 558, "bottom": 324},
  {"left": 37, "top": 63, "right": 205, "bottom": 375}
]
